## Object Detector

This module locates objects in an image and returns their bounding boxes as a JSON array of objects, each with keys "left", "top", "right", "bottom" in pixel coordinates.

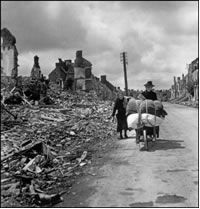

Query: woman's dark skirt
[{"left": 116, "top": 115, "right": 128, "bottom": 132}]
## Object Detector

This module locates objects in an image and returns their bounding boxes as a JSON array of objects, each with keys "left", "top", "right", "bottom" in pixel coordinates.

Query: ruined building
[
  {"left": 74, "top": 50, "right": 92, "bottom": 92},
  {"left": 170, "top": 75, "right": 187, "bottom": 100},
  {"left": 31, "top": 55, "right": 42, "bottom": 80},
  {"left": 49, "top": 58, "right": 74, "bottom": 90},
  {"left": 48, "top": 50, "right": 117, "bottom": 99},
  {"left": 170, "top": 57, "right": 199, "bottom": 102},
  {"left": 1, "top": 28, "right": 18, "bottom": 78}
]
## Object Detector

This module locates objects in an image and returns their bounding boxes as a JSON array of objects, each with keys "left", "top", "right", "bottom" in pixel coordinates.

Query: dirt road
[{"left": 57, "top": 103, "right": 198, "bottom": 207}]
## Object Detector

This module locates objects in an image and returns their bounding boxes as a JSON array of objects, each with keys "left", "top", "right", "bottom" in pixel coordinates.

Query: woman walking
[{"left": 112, "top": 92, "right": 128, "bottom": 139}]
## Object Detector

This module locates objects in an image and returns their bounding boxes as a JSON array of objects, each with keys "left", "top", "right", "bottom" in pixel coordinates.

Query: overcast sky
[{"left": 1, "top": 1, "right": 198, "bottom": 90}]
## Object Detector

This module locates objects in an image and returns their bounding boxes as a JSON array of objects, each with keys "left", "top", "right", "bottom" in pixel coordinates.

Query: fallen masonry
[{"left": 1, "top": 89, "right": 116, "bottom": 207}]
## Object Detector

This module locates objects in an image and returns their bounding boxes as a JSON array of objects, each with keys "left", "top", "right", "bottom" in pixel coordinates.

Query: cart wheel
[
  {"left": 152, "top": 135, "right": 156, "bottom": 142},
  {"left": 156, "top": 126, "right": 159, "bottom": 138},
  {"left": 153, "top": 127, "right": 157, "bottom": 142},
  {"left": 143, "top": 129, "right": 148, "bottom": 150},
  {"left": 136, "top": 130, "right": 140, "bottom": 144}
]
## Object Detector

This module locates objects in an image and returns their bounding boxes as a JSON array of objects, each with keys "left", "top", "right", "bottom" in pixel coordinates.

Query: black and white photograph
[{"left": 1, "top": 1, "right": 198, "bottom": 207}]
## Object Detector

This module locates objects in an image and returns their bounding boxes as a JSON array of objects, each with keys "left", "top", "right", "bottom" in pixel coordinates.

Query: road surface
[{"left": 57, "top": 103, "right": 198, "bottom": 207}]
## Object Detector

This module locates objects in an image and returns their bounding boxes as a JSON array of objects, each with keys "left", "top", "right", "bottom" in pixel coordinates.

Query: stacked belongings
[
  {"left": 127, "top": 99, "right": 167, "bottom": 130},
  {"left": 126, "top": 98, "right": 141, "bottom": 130},
  {"left": 139, "top": 100, "right": 167, "bottom": 127},
  {"left": 126, "top": 98, "right": 142, "bottom": 116}
]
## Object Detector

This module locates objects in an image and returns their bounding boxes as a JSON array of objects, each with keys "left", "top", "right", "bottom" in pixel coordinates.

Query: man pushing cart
[{"left": 126, "top": 81, "right": 167, "bottom": 151}]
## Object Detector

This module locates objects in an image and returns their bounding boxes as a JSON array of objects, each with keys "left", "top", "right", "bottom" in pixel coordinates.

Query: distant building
[
  {"left": 1, "top": 28, "right": 18, "bottom": 78},
  {"left": 49, "top": 58, "right": 74, "bottom": 90}
]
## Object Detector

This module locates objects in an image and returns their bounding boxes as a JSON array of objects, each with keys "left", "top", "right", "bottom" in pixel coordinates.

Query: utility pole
[{"left": 120, "top": 52, "right": 128, "bottom": 96}]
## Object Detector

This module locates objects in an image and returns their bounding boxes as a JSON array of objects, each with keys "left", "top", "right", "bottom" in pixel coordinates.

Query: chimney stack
[
  {"left": 76, "top": 50, "right": 82, "bottom": 58},
  {"left": 101, "top": 75, "right": 106, "bottom": 83}
]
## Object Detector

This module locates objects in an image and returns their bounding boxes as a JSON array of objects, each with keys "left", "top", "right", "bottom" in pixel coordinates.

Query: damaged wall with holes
[{"left": 74, "top": 50, "right": 93, "bottom": 92}]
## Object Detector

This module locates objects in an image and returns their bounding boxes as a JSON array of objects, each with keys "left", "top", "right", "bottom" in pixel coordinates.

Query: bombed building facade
[{"left": 74, "top": 50, "right": 93, "bottom": 92}]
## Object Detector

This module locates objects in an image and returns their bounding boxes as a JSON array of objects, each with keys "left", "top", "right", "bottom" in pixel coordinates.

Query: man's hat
[{"left": 144, "top": 81, "right": 155, "bottom": 87}]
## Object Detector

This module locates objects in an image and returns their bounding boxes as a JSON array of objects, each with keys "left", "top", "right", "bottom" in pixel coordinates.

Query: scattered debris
[{"left": 1, "top": 88, "right": 116, "bottom": 206}]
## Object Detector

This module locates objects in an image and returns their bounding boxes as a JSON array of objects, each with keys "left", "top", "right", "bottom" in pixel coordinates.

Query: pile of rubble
[
  {"left": 179, "top": 100, "right": 198, "bottom": 108},
  {"left": 1, "top": 90, "right": 116, "bottom": 206},
  {"left": 170, "top": 95, "right": 198, "bottom": 108}
]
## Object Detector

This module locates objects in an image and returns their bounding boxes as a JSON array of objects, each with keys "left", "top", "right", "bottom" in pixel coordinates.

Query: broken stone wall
[
  {"left": 74, "top": 67, "right": 86, "bottom": 90},
  {"left": 74, "top": 66, "right": 93, "bottom": 92}
]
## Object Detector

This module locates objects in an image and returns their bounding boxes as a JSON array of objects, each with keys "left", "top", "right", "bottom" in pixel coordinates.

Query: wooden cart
[{"left": 136, "top": 122, "right": 159, "bottom": 151}]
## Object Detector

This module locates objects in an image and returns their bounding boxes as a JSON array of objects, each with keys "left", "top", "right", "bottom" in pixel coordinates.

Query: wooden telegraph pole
[{"left": 120, "top": 52, "right": 128, "bottom": 96}]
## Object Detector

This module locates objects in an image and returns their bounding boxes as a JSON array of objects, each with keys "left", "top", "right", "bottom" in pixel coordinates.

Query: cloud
[
  {"left": 1, "top": 1, "right": 198, "bottom": 90},
  {"left": 1, "top": 1, "right": 87, "bottom": 52}
]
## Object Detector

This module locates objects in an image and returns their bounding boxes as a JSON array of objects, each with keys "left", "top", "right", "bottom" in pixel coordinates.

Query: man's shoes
[{"left": 124, "top": 135, "right": 128, "bottom": 139}]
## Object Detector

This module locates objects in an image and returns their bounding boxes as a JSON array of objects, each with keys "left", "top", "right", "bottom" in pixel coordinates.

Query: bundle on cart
[{"left": 127, "top": 99, "right": 167, "bottom": 129}]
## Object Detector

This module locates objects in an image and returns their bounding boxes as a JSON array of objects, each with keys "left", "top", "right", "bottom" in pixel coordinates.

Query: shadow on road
[{"left": 149, "top": 139, "right": 185, "bottom": 151}]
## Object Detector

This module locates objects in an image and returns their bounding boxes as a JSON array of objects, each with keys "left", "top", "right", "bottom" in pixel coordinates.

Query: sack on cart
[
  {"left": 126, "top": 98, "right": 142, "bottom": 116},
  {"left": 140, "top": 100, "right": 167, "bottom": 118},
  {"left": 127, "top": 113, "right": 139, "bottom": 129},
  {"left": 154, "top": 100, "right": 168, "bottom": 118},
  {"left": 140, "top": 113, "right": 164, "bottom": 127},
  {"left": 127, "top": 113, "right": 164, "bottom": 129}
]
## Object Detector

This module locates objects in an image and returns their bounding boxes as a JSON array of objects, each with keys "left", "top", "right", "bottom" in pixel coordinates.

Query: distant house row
[
  {"left": 170, "top": 57, "right": 199, "bottom": 102},
  {"left": 48, "top": 50, "right": 119, "bottom": 100},
  {"left": 48, "top": 51, "right": 116, "bottom": 89}
]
